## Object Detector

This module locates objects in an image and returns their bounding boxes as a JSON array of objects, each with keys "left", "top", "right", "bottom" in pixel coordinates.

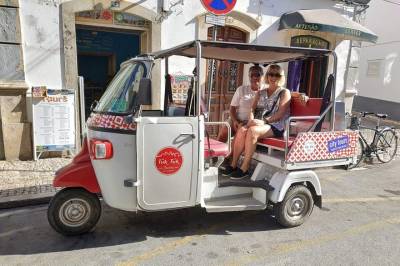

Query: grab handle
[{"left": 179, "top": 133, "right": 196, "bottom": 139}]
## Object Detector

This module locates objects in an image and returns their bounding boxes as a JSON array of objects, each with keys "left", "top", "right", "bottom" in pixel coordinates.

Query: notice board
[{"left": 32, "top": 90, "right": 76, "bottom": 156}]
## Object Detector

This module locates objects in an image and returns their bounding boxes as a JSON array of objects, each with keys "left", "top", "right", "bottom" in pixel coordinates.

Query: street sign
[
  {"left": 205, "top": 14, "right": 226, "bottom": 26},
  {"left": 200, "top": 0, "right": 237, "bottom": 15}
]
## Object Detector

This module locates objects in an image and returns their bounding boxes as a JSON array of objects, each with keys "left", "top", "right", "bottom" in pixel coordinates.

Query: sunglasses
[
  {"left": 250, "top": 73, "right": 261, "bottom": 78},
  {"left": 267, "top": 73, "right": 282, "bottom": 78}
]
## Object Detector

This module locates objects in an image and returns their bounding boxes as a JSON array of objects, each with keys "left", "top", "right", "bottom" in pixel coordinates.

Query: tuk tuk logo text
[
  {"left": 328, "top": 136, "right": 349, "bottom": 153},
  {"left": 155, "top": 147, "right": 183, "bottom": 175}
]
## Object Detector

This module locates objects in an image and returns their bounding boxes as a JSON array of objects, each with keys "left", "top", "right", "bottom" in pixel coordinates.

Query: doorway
[
  {"left": 206, "top": 26, "right": 247, "bottom": 124},
  {"left": 76, "top": 26, "right": 140, "bottom": 118},
  {"left": 287, "top": 35, "right": 329, "bottom": 97}
]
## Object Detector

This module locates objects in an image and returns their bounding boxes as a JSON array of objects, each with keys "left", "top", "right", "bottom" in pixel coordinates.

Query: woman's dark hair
[{"left": 249, "top": 65, "right": 263, "bottom": 76}]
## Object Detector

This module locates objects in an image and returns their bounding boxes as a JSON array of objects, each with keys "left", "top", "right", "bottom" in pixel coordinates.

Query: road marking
[
  {"left": 0, "top": 226, "right": 33, "bottom": 238},
  {"left": 116, "top": 197, "right": 399, "bottom": 266},
  {"left": 224, "top": 216, "right": 400, "bottom": 266},
  {"left": 116, "top": 214, "right": 247, "bottom": 266},
  {"left": 324, "top": 196, "right": 400, "bottom": 203}
]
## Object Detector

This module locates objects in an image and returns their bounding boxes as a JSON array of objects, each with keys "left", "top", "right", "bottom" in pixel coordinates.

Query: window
[
  {"left": 94, "top": 62, "right": 147, "bottom": 114},
  {"left": 366, "top": 60, "right": 382, "bottom": 78}
]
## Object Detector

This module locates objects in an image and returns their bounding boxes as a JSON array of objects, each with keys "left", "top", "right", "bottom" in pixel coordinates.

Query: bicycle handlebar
[{"left": 361, "top": 111, "right": 375, "bottom": 117}]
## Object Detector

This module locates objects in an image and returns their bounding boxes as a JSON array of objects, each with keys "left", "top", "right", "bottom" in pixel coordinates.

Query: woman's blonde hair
[{"left": 265, "top": 64, "right": 285, "bottom": 87}]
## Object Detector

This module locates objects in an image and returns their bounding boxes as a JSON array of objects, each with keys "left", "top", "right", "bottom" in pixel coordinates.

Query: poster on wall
[
  {"left": 171, "top": 73, "right": 192, "bottom": 105},
  {"left": 32, "top": 89, "right": 76, "bottom": 156}
]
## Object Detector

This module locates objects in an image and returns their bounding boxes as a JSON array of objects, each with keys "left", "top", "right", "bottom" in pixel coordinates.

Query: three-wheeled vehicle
[{"left": 48, "top": 41, "right": 358, "bottom": 236}]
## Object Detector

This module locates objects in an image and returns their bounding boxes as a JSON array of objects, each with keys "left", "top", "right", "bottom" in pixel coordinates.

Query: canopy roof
[
  {"left": 152, "top": 40, "right": 332, "bottom": 64},
  {"left": 279, "top": 9, "right": 378, "bottom": 43}
]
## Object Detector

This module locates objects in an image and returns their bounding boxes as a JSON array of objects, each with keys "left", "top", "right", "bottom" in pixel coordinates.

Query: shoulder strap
[{"left": 262, "top": 88, "right": 286, "bottom": 118}]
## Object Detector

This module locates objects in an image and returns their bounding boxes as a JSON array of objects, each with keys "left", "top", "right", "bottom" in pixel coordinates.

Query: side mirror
[{"left": 136, "top": 78, "right": 152, "bottom": 106}]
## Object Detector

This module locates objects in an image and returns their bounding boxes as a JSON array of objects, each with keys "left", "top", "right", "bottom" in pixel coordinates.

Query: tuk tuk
[{"left": 47, "top": 40, "right": 358, "bottom": 236}]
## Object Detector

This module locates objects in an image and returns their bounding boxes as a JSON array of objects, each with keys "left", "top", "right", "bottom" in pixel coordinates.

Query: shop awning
[{"left": 279, "top": 9, "right": 378, "bottom": 43}]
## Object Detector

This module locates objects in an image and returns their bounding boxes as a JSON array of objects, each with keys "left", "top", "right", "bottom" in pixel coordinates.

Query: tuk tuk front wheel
[
  {"left": 274, "top": 185, "right": 314, "bottom": 228},
  {"left": 48, "top": 188, "right": 101, "bottom": 236}
]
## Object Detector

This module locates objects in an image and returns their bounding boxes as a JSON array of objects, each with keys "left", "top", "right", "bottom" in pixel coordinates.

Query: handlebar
[
  {"left": 347, "top": 111, "right": 379, "bottom": 118},
  {"left": 360, "top": 111, "right": 375, "bottom": 117}
]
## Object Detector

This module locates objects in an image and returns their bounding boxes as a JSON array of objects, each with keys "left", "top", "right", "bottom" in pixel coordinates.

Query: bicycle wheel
[
  {"left": 376, "top": 128, "right": 398, "bottom": 163},
  {"left": 346, "top": 137, "right": 365, "bottom": 170}
]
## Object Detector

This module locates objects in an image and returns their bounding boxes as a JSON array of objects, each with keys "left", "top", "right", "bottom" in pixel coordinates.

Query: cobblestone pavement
[{"left": 0, "top": 158, "right": 71, "bottom": 203}]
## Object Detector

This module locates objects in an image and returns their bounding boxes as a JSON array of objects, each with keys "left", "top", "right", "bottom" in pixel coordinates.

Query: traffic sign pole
[
  {"left": 206, "top": 26, "right": 218, "bottom": 121},
  {"left": 201, "top": 0, "right": 237, "bottom": 120}
]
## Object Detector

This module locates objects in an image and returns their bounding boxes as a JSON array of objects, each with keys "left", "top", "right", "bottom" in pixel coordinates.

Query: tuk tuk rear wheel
[
  {"left": 48, "top": 188, "right": 101, "bottom": 236},
  {"left": 274, "top": 185, "right": 314, "bottom": 228}
]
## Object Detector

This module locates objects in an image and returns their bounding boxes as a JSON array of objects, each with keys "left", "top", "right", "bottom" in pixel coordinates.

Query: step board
[
  {"left": 204, "top": 193, "right": 266, "bottom": 213},
  {"left": 218, "top": 176, "right": 274, "bottom": 191}
]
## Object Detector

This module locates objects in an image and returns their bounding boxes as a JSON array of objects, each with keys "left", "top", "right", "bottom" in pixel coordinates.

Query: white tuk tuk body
[{"left": 49, "top": 41, "right": 358, "bottom": 235}]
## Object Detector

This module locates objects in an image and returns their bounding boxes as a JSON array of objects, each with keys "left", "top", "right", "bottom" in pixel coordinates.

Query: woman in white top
[
  {"left": 217, "top": 65, "right": 264, "bottom": 142},
  {"left": 223, "top": 64, "right": 291, "bottom": 179}
]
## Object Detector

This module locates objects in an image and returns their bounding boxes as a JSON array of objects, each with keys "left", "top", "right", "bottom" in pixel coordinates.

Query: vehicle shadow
[{"left": 0, "top": 203, "right": 283, "bottom": 255}]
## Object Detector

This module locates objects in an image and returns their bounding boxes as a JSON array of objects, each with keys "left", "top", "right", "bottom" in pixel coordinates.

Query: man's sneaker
[
  {"left": 220, "top": 165, "right": 236, "bottom": 176},
  {"left": 230, "top": 169, "right": 249, "bottom": 180}
]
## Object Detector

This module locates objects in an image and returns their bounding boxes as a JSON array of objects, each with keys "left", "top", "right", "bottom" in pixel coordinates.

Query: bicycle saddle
[{"left": 376, "top": 113, "right": 388, "bottom": 119}]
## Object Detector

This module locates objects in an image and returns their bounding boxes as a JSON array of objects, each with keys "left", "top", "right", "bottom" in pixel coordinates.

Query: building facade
[
  {"left": 0, "top": 0, "right": 372, "bottom": 160},
  {"left": 353, "top": 0, "right": 400, "bottom": 120}
]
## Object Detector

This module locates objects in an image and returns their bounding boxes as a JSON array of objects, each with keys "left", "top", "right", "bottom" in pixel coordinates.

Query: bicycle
[{"left": 347, "top": 111, "right": 398, "bottom": 169}]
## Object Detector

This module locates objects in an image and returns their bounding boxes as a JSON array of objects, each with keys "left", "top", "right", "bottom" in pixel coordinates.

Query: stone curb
[
  {"left": 0, "top": 184, "right": 59, "bottom": 209},
  {"left": 0, "top": 191, "right": 55, "bottom": 209}
]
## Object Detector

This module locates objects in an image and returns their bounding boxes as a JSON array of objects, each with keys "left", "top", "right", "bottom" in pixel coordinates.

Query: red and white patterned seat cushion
[{"left": 204, "top": 138, "right": 229, "bottom": 158}]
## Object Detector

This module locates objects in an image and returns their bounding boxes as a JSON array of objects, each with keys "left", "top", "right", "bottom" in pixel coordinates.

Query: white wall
[
  {"left": 19, "top": 0, "right": 63, "bottom": 91},
  {"left": 160, "top": 0, "right": 353, "bottom": 98},
  {"left": 357, "top": 0, "right": 400, "bottom": 103},
  {"left": 19, "top": 0, "right": 356, "bottom": 99}
]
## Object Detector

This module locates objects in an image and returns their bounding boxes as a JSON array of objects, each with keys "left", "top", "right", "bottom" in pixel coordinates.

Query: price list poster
[{"left": 32, "top": 91, "right": 76, "bottom": 158}]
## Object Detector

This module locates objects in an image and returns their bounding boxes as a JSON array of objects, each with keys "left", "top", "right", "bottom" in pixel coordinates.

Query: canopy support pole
[
  {"left": 331, "top": 52, "right": 338, "bottom": 131},
  {"left": 206, "top": 26, "right": 218, "bottom": 121},
  {"left": 195, "top": 41, "right": 202, "bottom": 116}
]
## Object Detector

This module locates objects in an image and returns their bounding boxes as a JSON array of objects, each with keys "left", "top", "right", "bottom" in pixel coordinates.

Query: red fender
[{"left": 53, "top": 138, "right": 101, "bottom": 193}]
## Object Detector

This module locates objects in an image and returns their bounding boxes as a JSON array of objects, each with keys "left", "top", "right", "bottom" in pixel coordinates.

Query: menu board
[{"left": 32, "top": 91, "right": 76, "bottom": 153}]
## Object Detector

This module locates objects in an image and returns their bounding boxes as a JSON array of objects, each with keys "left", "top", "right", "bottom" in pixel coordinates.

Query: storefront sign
[
  {"left": 76, "top": 9, "right": 113, "bottom": 24},
  {"left": 291, "top": 35, "right": 330, "bottom": 49},
  {"left": 294, "top": 23, "right": 319, "bottom": 31},
  {"left": 76, "top": 8, "right": 150, "bottom": 28},
  {"left": 155, "top": 147, "right": 183, "bottom": 175},
  {"left": 205, "top": 14, "right": 226, "bottom": 26},
  {"left": 114, "top": 12, "right": 151, "bottom": 27},
  {"left": 344, "top": 28, "right": 362, "bottom": 37}
]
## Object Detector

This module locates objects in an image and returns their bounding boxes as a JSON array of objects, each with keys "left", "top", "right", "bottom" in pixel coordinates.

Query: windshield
[{"left": 94, "top": 62, "right": 147, "bottom": 114}]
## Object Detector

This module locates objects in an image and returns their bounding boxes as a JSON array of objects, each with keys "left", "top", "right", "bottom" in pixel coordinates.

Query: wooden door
[{"left": 206, "top": 26, "right": 246, "bottom": 126}]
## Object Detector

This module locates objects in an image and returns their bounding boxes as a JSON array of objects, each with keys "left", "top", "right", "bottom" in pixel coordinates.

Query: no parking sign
[{"left": 201, "top": 0, "right": 237, "bottom": 15}]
